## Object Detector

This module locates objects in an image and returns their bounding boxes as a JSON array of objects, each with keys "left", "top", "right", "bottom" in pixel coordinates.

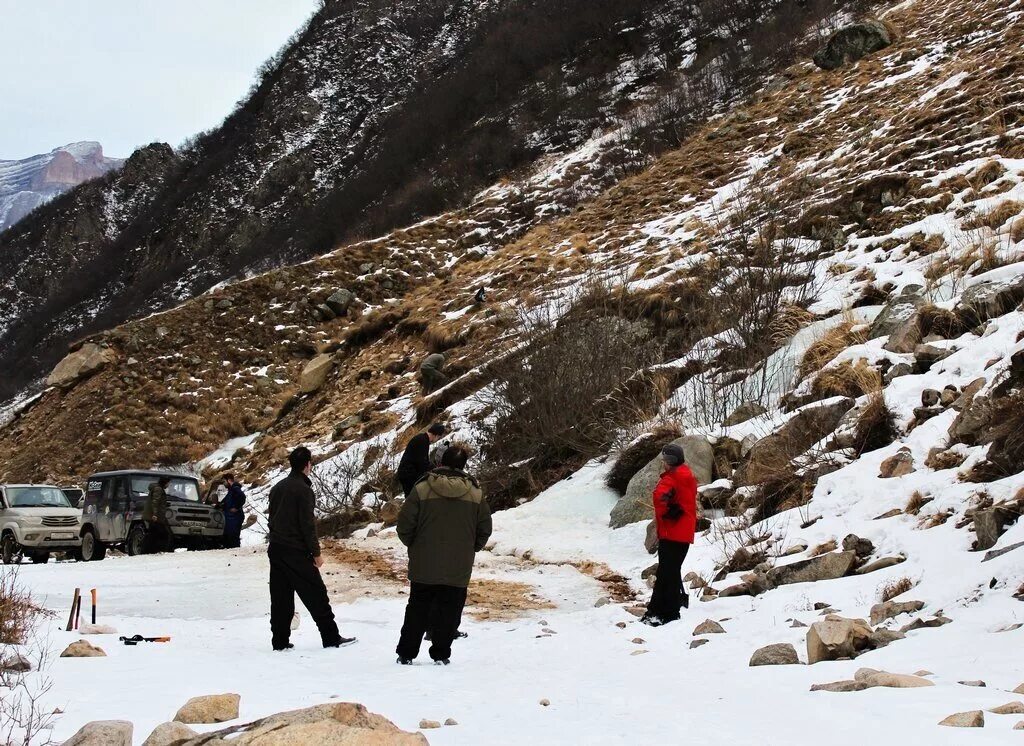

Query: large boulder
[
  {"left": 767, "top": 551, "right": 857, "bottom": 588},
  {"left": 61, "top": 721, "right": 133, "bottom": 745},
  {"left": 962, "top": 270, "right": 1024, "bottom": 320},
  {"left": 974, "top": 506, "right": 1018, "bottom": 551},
  {"left": 883, "top": 313, "right": 922, "bottom": 354},
  {"left": 178, "top": 702, "right": 427, "bottom": 745},
  {"left": 806, "top": 615, "right": 872, "bottom": 663},
  {"left": 141, "top": 722, "right": 197, "bottom": 746},
  {"left": 46, "top": 343, "right": 118, "bottom": 388},
  {"left": 813, "top": 20, "right": 893, "bottom": 70},
  {"left": 173, "top": 693, "right": 240, "bottom": 724},
  {"left": 299, "top": 354, "right": 334, "bottom": 394},
  {"left": 868, "top": 288, "right": 925, "bottom": 340},
  {"left": 749, "top": 643, "right": 800, "bottom": 666},
  {"left": 735, "top": 398, "right": 854, "bottom": 485},
  {"left": 324, "top": 289, "right": 355, "bottom": 316},
  {"left": 855, "top": 668, "right": 934, "bottom": 688},
  {"left": 870, "top": 599, "right": 924, "bottom": 626},
  {"left": 60, "top": 640, "right": 106, "bottom": 658},
  {"left": 938, "top": 710, "right": 984, "bottom": 728},
  {"left": 948, "top": 393, "right": 994, "bottom": 445},
  {"left": 609, "top": 435, "right": 713, "bottom": 528}
]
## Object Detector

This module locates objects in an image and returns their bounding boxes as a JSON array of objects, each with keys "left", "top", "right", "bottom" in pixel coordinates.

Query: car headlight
[
  {"left": 20, "top": 517, "right": 43, "bottom": 526},
  {"left": 212, "top": 511, "right": 224, "bottom": 526},
  {"left": 165, "top": 509, "right": 174, "bottom": 521}
]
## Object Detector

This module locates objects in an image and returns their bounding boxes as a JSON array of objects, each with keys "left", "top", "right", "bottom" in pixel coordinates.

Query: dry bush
[
  {"left": 0, "top": 570, "right": 48, "bottom": 646},
  {"left": 878, "top": 576, "right": 915, "bottom": 602},
  {"left": 925, "top": 448, "right": 967, "bottom": 471},
  {"left": 311, "top": 448, "right": 398, "bottom": 532},
  {"left": 422, "top": 324, "right": 470, "bottom": 354},
  {"left": 799, "top": 319, "right": 867, "bottom": 379},
  {"left": 344, "top": 309, "right": 406, "bottom": 348},
  {"left": 811, "top": 360, "right": 881, "bottom": 400},
  {"left": 905, "top": 490, "right": 932, "bottom": 515},
  {"left": 752, "top": 469, "right": 816, "bottom": 525},
  {"left": 966, "top": 200, "right": 1022, "bottom": 231},
  {"left": 605, "top": 422, "right": 683, "bottom": 495},
  {"left": 917, "top": 303, "right": 969, "bottom": 339},
  {"left": 850, "top": 393, "right": 898, "bottom": 455},
  {"left": 965, "top": 392, "right": 1024, "bottom": 481}
]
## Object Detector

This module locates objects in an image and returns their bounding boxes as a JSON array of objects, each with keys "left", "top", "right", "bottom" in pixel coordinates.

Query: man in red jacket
[{"left": 642, "top": 442, "right": 698, "bottom": 627}]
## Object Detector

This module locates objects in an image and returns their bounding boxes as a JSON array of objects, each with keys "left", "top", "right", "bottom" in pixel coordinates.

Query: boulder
[
  {"left": 173, "top": 693, "right": 240, "bottom": 724},
  {"left": 690, "top": 639, "right": 709, "bottom": 649},
  {"left": 990, "top": 702, "right": 1024, "bottom": 715},
  {"left": 724, "top": 401, "right": 766, "bottom": 426},
  {"left": 952, "top": 378, "right": 986, "bottom": 412},
  {"left": 948, "top": 393, "right": 993, "bottom": 445},
  {"left": 767, "top": 551, "right": 857, "bottom": 588},
  {"left": 914, "top": 343, "right": 954, "bottom": 371},
  {"left": 841, "top": 534, "right": 874, "bottom": 558},
  {"left": 644, "top": 520, "right": 659, "bottom": 554},
  {"left": 325, "top": 289, "right": 355, "bottom": 316},
  {"left": 974, "top": 506, "right": 1017, "bottom": 551},
  {"left": 813, "top": 20, "right": 892, "bottom": 70},
  {"left": 855, "top": 555, "right": 906, "bottom": 574},
  {"left": 749, "top": 643, "right": 800, "bottom": 666},
  {"left": 868, "top": 290, "right": 925, "bottom": 339},
  {"left": 883, "top": 313, "right": 922, "bottom": 354},
  {"left": 810, "top": 679, "right": 868, "bottom": 692},
  {"left": 141, "top": 722, "right": 197, "bottom": 746},
  {"left": 870, "top": 599, "right": 924, "bottom": 626},
  {"left": 884, "top": 361, "right": 914, "bottom": 383},
  {"left": 959, "top": 680, "right": 986, "bottom": 687},
  {"left": 962, "top": 271, "right": 1024, "bottom": 320},
  {"left": 419, "top": 720, "right": 442, "bottom": 729},
  {"left": 0, "top": 652, "right": 32, "bottom": 673},
  {"left": 940, "top": 386, "right": 960, "bottom": 407},
  {"left": 299, "top": 354, "right": 334, "bottom": 394},
  {"left": 609, "top": 435, "right": 713, "bottom": 527},
  {"left": 921, "top": 389, "right": 941, "bottom": 407},
  {"left": 198, "top": 702, "right": 427, "bottom": 744},
  {"left": 46, "top": 343, "right": 118, "bottom": 388},
  {"left": 938, "top": 710, "right": 984, "bottom": 728},
  {"left": 855, "top": 668, "right": 934, "bottom": 688},
  {"left": 867, "top": 628, "right": 905, "bottom": 649},
  {"left": 806, "top": 615, "right": 872, "bottom": 663},
  {"left": 693, "top": 619, "right": 725, "bottom": 635},
  {"left": 60, "top": 640, "right": 106, "bottom": 658},
  {"left": 61, "top": 721, "right": 133, "bottom": 745},
  {"left": 899, "top": 614, "right": 952, "bottom": 633}
]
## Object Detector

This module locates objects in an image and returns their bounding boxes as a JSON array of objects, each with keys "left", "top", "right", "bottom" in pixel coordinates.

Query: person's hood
[{"left": 425, "top": 469, "right": 475, "bottom": 499}]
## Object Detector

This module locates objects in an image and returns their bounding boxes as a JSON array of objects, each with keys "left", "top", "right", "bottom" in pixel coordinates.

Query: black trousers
[
  {"left": 268, "top": 544, "right": 341, "bottom": 649},
  {"left": 646, "top": 539, "right": 690, "bottom": 623},
  {"left": 396, "top": 582, "right": 467, "bottom": 662},
  {"left": 143, "top": 522, "right": 172, "bottom": 553}
]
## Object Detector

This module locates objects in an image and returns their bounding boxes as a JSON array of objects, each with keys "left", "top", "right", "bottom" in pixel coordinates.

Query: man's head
[
  {"left": 223, "top": 473, "right": 234, "bottom": 485},
  {"left": 157, "top": 476, "right": 171, "bottom": 489},
  {"left": 661, "top": 443, "right": 685, "bottom": 468},
  {"left": 427, "top": 423, "right": 448, "bottom": 443},
  {"left": 440, "top": 442, "right": 473, "bottom": 471},
  {"left": 289, "top": 446, "right": 313, "bottom": 475}
]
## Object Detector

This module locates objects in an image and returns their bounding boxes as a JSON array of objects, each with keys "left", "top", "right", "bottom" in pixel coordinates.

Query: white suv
[{"left": 0, "top": 484, "right": 83, "bottom": 564}]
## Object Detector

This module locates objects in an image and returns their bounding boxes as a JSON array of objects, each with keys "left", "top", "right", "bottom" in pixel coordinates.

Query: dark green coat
[
  {"left": 143, "top": 483, "right": 168, "bottom": 524},
  {"left": 397, "top": 468, "right": 492, "bottom": 588}
]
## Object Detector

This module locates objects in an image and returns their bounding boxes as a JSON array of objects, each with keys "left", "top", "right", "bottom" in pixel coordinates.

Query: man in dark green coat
[
  {"left": 395, "top": 443, "right": 491, "bottom": 665},
  {"left": 142, "top": 476, "right": 172, "bottom": 553}
]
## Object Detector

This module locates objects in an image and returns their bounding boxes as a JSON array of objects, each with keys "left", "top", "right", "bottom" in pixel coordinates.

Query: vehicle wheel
[
  {"left": 80, "top": 530, "right": 106, "bottom": 562},
  {"left": 30, "top": 552, "right": 50, "bottom": 564},
  {"left": 1, "top": 533, "right": 22, "bottom": 565},
  {"left": 126, "top": 524, "right": 147, "bottom": 556}
]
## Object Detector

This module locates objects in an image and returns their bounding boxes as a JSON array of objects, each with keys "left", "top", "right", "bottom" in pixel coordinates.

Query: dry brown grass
[
  {"left": 905, "top": 490, "right": 933, "bottom": 515},
  {"left": 809, "top": 538, "right": 837, "bottom": 557},
  {"left": 0, "top": 570, "right": 50, "bottom": 646},
  {"left": 925, "top": 448, "right": 967, "bottom": 471},
  {"left": 851, "top": 393, "right": 898, "bottom": 455},
  {"left": 878, "top": 575, "right": 915, "bottom": 602},
  {"left": 811, "top": 360, "right": 882, "bottom": 400},
  {"left": 969, "top": 200, "right": 1023, "bottom": 231},
  {"left": 799, "top": 318, "right": 867, "bottom": 379}
]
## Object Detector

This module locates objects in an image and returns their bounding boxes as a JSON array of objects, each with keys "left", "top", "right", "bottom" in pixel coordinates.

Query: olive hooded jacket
[{"left": 397, "top": 467, "right": 492, "bottom": 588}]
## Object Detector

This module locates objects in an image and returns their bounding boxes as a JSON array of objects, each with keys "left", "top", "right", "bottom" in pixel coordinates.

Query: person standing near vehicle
[
  {"left": 395, "top": 443, "right": 491, "bottom": 665},
  {"left": 221, "top": 473, "right": 246, "bottom": 549},
  {"left": 396, "top": 423, "right": 448, "bottom": 497},
  {"left": 642, "top": 443, "right": 697, "bottom": 627},
  {"left": 267, "top": 447, "right": 355, "bottom": 651},
  {"left": 142, "top": 476, "right": 172, "bottom": 554}
]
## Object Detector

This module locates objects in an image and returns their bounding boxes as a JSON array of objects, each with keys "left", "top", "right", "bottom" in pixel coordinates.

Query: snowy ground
[{"left": 12, "top": 457, "right": 1024, "bottom": 744}]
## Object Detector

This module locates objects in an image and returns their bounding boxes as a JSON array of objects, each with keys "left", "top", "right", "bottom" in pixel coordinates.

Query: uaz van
[
  {"left": 0, "top": 484, "right": 83, "bottom": 564},
  {"left": 80, "top": 470, "right": 224, "bottom": 560}
]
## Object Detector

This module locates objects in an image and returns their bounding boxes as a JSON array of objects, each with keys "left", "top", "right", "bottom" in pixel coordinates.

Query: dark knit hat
[{"left": 661, "top": 443, "right": 685, "bottom": 466}]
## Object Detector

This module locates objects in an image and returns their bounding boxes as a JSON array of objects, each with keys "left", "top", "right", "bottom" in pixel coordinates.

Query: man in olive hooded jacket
[{"left": 395, "top": 443, "right": 491, "bottom": 664}]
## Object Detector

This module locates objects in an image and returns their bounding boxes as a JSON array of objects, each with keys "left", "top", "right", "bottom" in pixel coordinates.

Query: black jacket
[
  {"left": 396, "top": 432, "right": 432, "bottom": 496},
  {"left": 267, "top": 471, "right": 320, "bottom": 557}
]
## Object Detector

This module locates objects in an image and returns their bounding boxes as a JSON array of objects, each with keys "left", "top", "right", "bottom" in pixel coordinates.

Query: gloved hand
[{"left": 663, "top": 499, "right": 683, "bottom": 522}]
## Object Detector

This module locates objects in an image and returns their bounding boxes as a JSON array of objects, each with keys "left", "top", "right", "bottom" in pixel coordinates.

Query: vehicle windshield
[
  {"left": 130, "top": 476, "right": 201, "bottom": 502},
  {"left": 6, "top": 487, "right": 73, "bottom": 508}
]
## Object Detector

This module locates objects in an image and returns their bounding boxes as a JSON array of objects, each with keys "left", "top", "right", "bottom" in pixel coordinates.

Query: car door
[
  {"left": 109, "top": 477, "right": 130, "bottom": 541},
  {"left": 94, "top": 478, "right": 115, "bottom": 541}
]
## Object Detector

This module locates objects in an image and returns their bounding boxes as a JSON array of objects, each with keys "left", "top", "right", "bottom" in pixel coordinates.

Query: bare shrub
[
  {"left": 605, "top": 422, "right": 683, "bottom": 495},
  {"left": 0, "top": 570, "right": 49, "bottom": 647},
  {"left": 343, "top": 309, "right": 407, "bottom": 349},
  {"left": 905, "top": 490, "right": 932, "bottom": 515},
  {"left": 799, "top": 318, "right": 867, "bottom": 379},
  {"left": 878, "top": 576, "right": 915, "bottom": 602},
  {"left": 811, "top": 360, "right": 881, "bottom": 400},
  {"left": 850, "top": 393, "right": 898, "bottom": 455},
  {"left": 311, "top": 448, "right": 397, "bottom": 532}
]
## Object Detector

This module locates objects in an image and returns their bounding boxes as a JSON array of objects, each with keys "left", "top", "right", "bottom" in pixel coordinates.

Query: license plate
[
  {"left": 189, "top": 527, "right": 203, "bottom": 535},
  {"left": 181, "top": 520, "right": 205, "bottom": 528},
  {"left": 51, "top": 532, "right": 75, "bottom": 540}
]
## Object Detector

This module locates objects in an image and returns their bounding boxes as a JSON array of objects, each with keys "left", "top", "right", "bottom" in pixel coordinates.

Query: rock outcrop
[
  {"left": 813, "top": 20, "right": 894, "bottom": 70},
  {"left": 46, "top": 343, "right": 118, "bottom": 388}
]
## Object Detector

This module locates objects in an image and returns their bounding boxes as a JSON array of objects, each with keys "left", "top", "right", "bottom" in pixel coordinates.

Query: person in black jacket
[
  {"left": 267, "top": 447, "right": 356, "bottom": 651},
  {"left": 396, "top": 423, "right": 447, "bottom": 496}
]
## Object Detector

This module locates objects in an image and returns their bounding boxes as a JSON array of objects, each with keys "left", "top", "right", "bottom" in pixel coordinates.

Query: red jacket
[{"left": 652, "top": 464, "right": 698, "bottom": 544}]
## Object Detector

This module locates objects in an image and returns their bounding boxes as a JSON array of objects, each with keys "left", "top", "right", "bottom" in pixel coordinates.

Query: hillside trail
[{"left": 319, "top": 529, "right": 637, "bottom": 621}]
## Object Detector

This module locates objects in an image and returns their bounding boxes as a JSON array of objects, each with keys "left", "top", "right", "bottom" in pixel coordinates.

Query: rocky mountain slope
[
  {"left": 0, "top": 141, "right": 122, "bottom": 232},
  {"left": 0, "top": 0, "right": 849, "bottom": 402}
]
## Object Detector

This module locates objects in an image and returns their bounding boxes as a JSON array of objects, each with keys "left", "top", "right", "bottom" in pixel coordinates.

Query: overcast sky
[{"left": 0, "top": 1, "right": 319, "bottom": 160}]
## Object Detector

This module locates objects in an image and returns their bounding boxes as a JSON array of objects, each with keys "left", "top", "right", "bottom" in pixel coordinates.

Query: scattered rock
[
  {"left": 790, "top": 619, "right": 808, "bottom": 628},
  {"left": 693, "top": 619, "right": 725, "bottom": 635},
  {"left": 299, "top": 353, "right": 334, "bottom": 394},
  {"left": 810, "top": 680, "right": 868, "bottom": 693},
  {"left": 1016, "top": 721, "right": 1024, "bottom": 730},
  {"left": 0, "top": 653, "right": 32, "bottom": 673},
  {"left": 644, "top": 520, "right": 659, "bottom": 554},
  {"left": 594, "top": 596, "right": 611, "bottom": 608},
  {"left": 962, "top": 271, "right": 1024, "bottom": 320},
  {"left": 855, "top": 555, "right": 906, "bottom": 575},
  {"left": 419, "top": 720, "right": 441, "bottom": 729},
  {"left": 141, "top": 721, "right": 197, "bottom": 746},
  {"left": 767, "top": 551, "right": 858, "bottom": 588},
  {"left": 173, "top": 693, "right": 240, "bottom": 724},
  {"left": 806, "top": 615, "right": 872, "bottom": 664},
  {"left": 874, "top": 508, "right": 903, "bottom": 520},
  {"left": 325, "top": 289, "right": 355, "bottom": 316},
  {"left": 641, "top": 562, "right": 659, "bottom": 580},
  {"left": 884, "top": 361, "right": 914, "bottom": 383},
  {"left": 974, "top": 506, "right": 1018, "bottom": 551},
  {"left": 724, "top": 401, "right": 766, "bottom": 426},
  {"left": 46, "top": 343, "right": 118, "bottom": 387},
  {"left": 879, "top": 449, "right": 915, "bottom": 478},
  {"left": 989, "top": 701, "right": 1024, "bottom": 715},
  {"left": 60, "top": 640, "right": 106, "bottom": 658},
  {"left": 539, "top": 699, "right": 550, "bottom": 707},
  {"left": 841, "top": 534, "right": 874, "bottom": 558},
  {"left": 940, "top": 386, "right": 960, "bottom": 407},
  {"left": 378, "top": 500, "right": 402, "bottom": 527},
  {"left": 938, "top": 710, "right": 984, "bottom": 728},
  {"left": 900, "top": 614, "right": 952, "bottom": 633},
  {"left": 749, "top": 643, "right": 800, "bottom": 666},
  {"left": 867, "top": 628, "right": 905, "bottom": 649},
  {"left": 870, "top": 599, "right": 924, "bottom": 626},
  {"left": 444, "top": 718, "right": 459, "bottom": 726},
  {"left": 61, "top": 720, "right": 133, "bottom": 746},
  {"left": 884, "top": 314, "right": 923, "bottom": 354},
  {"left": 958, "top": 680, "right": 986, "bottom": 687},
  {"left": 631, "top": 637, "right": 645, "bottom": 645},
  {"left": 690, "top": 639, "right": 709, "bottom": 649},
  {"left": 921, "top": 388, "right": 941, "bottom": 407},
  {"left": 868, "top": 288, "right": 925, "bottom": 339},
  {"left": 855, "top": 668, "right": 934, "bottom": 688},
  {"left": 915, "top": 342, "right": 954, "bottom": 371},
  {"left": 949, "top": 393, "right": 993, "bottom": 445}
]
